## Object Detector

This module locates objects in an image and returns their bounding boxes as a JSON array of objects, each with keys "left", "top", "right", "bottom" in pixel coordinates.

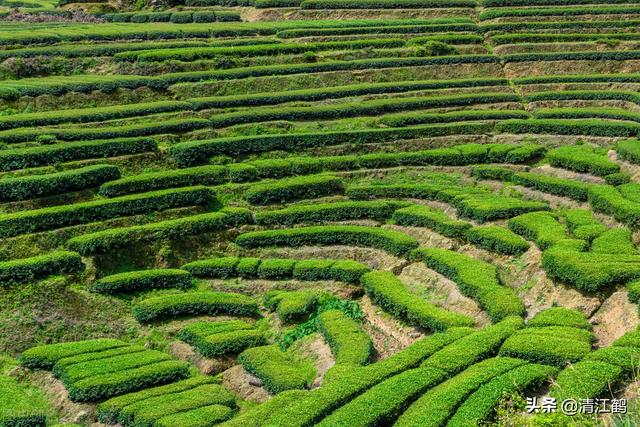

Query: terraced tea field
[{"left": 4, "top": 0, "right": 640, "bottom": 425}]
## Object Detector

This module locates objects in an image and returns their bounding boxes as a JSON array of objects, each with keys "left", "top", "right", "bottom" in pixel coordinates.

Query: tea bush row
[
  {"left": 411, "top": 248, "right": 525, "bottom": 320},
  {"left": 133, "top": 291, "right": 259, "bottom": 323},
  {"left": 0, "top": 251, "right": 84, "bottom": 286},
  {"left": 68, "top": 207, "right": 252, "bottom": 255},
  {"left": 117, "top": 38, "right": 406, "bottom": 61},
  {"left": 102, "top": 10, "right": 240, "bottom": 23},
  {"left": 102, "top": 143, "right": 541, "bottom": 197},
  {"left": 177, "top": 320, "right": 265, "bottom": 358},
  {"left": 235, "top": 225, "right": 420, "bottom": 257},
  {"left": 182, "top": 256, "right": 370, "bottom": 284},
  {"left": 0, "top": 164, "right": 120, "bottom": 202},
  {"left": 92, "top": 269, "right": 193, "bottom": 294},
  {"left": 361, "top": 271, "right": 475, "bottom": 331},
  {"left": 0, "top": 137, "right": 156, "bottom": 172},
  {"left": 0, "top": 186, "right": 214, "bottom": 238},
  {"left": 0, "top": 55, "right": 499, "bottom": 100}
]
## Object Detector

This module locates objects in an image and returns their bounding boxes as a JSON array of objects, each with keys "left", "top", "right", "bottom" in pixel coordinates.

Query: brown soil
[
  {"left": 294, "top": 334, "right": 335, "bottom": 389},
  {"left": 490, "top": 133, "right": 624, "bottom": 149},
  {"left": 516, "top": 82, "right": 640, "bottom": 95},
  {"left": 384, "top": 224, "right": 458, "bottom": 250},
  {"left": 611, "top": 150, "right": 640, "bottom": 182},
  {"left": 486, "top": 13, "right": 640, "bottom": 24},
  {"left": 360, "top": 295, "right": 423, "bottom": 360},
  {"left": 527, "top": 99, "right": 640, "bottom": 113},
  {"left": 504, "top": 60, "right": 640, "bottom": 79},
  {"left": 513, "top": 246, "right": 602, "bottom": 319},
  {"left": 244, "top": 7, "right": 476, "bottom": 21},
  {"left": 256, "top": 245, "right": 406, "bottom": 272},
  {"left": 494, "top": 41, "right": 640, "bottom": 56},
  {"left": 591, "top": 289, "right": 640, "bottom": 347},
  {"left": 208, "top": 277, "right": 361, "bottom": 301},
  {"left": 530, "top": 164, "right": 607, "bottom": 184},
  {"left": 24, "top": 369, "right": 100, "bottom": 426},
  {"left": 222, "top": 365, "right": 271, "bottom": 403},
  {"left": 168, "top": 341, "right": 236, "bottom": 375},
  {"left": 516, "top": 185, "right": 589, "bottom": 210},
  {"left": 399, "top": 262, "right": 492, "bottom": 327}
]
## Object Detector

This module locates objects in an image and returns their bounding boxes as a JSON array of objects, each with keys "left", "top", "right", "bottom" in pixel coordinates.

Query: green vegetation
[
  {"left": 473, "top": 166, "right": 594, "bottom": 201},
  {"left": 396, "top": 357, "right": 528, "bottom": 426},
  {"left": 420, "top": 316, "right": 524, "bottom": 375},
  {"left": 505, "top": 51, "right": 640, "bottom": 64},
  {"left": 514, "top": 172, "right": 592, "bottom": 201},
  {"left": 265, "top": 290, "right": 320, "bottom": 323},
  {"left": 170, "top": 123, "right": 492, "bottom": 165},
  {"left": 563, "top": 209, "right": 607, "bottom": 241},
  {"left": 0, "top": 164, "right": 120, "bottom": 202},
  {"left": 481, "top": 5, "right": 640, "bottom": 20},
  {"left": 527, "top": 307, "right": 592, "bottom": 330},
  {"left": 496, "top": 119, "right": 640, "bottom": 138},
  {"left": 453, "top": 193, "right": 548, "bottom": 222},
  {"left": 253, "top": 259, "right": 296, "bottom": 281},
  {"left": 0, "top": 118, "right": 211, "bottom": 144},
  {"left": 103, "top": 380, "right": 235, "bottom": 426},
  {"left": 617, "top": 139, "right": 640, "bottom": 164},
  {"left": 301, "top": 0, "right": 475, "bottom": 8},
  {"left": 316, "top": 367, "right": 447, "bottom": 427},
  {"left": 19, "top": 339, "right": 126, "bottom": 369},
  {"left": 97, "top": 376, "right": 218, "bottom": 424},
  {"left": 546, "top": 145, "right": 620, "bottom": 177},
  {"left": 0, "top": 251, "right": 84, "bottom": 286},
  {"left": 112, "top": 383, "right": 235, "bottom": 425},
  {"left": 0, "top": 137, "right": 157, "bottom": 172},
  {"left": 589, "top": 185, "right": 640, "bottom": 228},
  {"left": 0, "top": 373, "right": 48, "bottom": 427},
  {"left": 20, "top": 340, "right": 191, "bottom": 402},
  {"left": 0, "top": 186, "right": 215, "bottom": 238},
  {"left": 317, "top": 309, "right": 372, "bottom": 367},
  {"left": 197, "top": 93, "right": 518, "bottom": 129},
  {"left": 542, "top": 244, "right": 640, "bottom": 291},
  {"left": 99, "top": 165, "right": 227, "bottom": 197},
  {"left": 629, "top": 280, "right": 640, "bottom": 304},
  {"left": 411, "top": 248, "right": 525, "bottom": 321},
  {"left": 464, "top": 226, "right": 530, "bottom": 256},
  {"left": 499, "top": 334, "right": 591, "bottom": 367},
  {"left": 178, "top": 320, "right": 264, "bottom": 358},
  {"left": 244, "top": 175, "right": 344, "bottom": 205},
  {"left": 103, "top": 10, "right": 240, "bottom": 22},
  {"left": 447, "top": 363, "right": 557, "bottom": 426},
  {"left": 508, "top": 211, "right": 567, "bottom": 250},
  {"left": 155, "top": 405, "right": 234, "bottom": 427},
  {"left": 236, "top": 225, "right": 420, "bottom": 256},
  {"left": 392, "top": 205, "right": 472, "bottom": 238},
  {"left": 133, "top": 291, "right": 259, "bottom": 323},
  {"left": 361, "top": 271, "right": 475, "bottom": 331},
  {"left": 393, "top": 205, "right": 529, "bottom": 255},
  {"left": 183, "top": 256, "right": 370, "bottom": 284},
  {"left": 92, "top": 269, "right": 193, "bottom": 294},
  {"left": 256, "top": 200, "right": 406, "bottom": 225},
  {"left": 585, "top": 346, "right": 640, "bottom": 375},
  {"left": 591, "top": 228, "right": 636, "bottom": 254},
  {"left": 551, "top": 361, "right": 622, "bottom": 401},
  {"left": 119, "top": 39, "right": 407, "bottom": 61},
  {"left": 3, "top": 5, "right": 640, "bottom": 426},
  {"left": 68, "top": 208, "right": 252, "bottom": 255},
  {"left": 263, "top": 328, "right": 472, "bottom": 426},
  {"left": 1, "top": 55, "right": 499, "bottom": 101},
  {"left": 238, "top": 345, "right": 316, "bottom": 394},
  {"left": 218, "top": 390, "right": 308, "bottom": 427}
]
